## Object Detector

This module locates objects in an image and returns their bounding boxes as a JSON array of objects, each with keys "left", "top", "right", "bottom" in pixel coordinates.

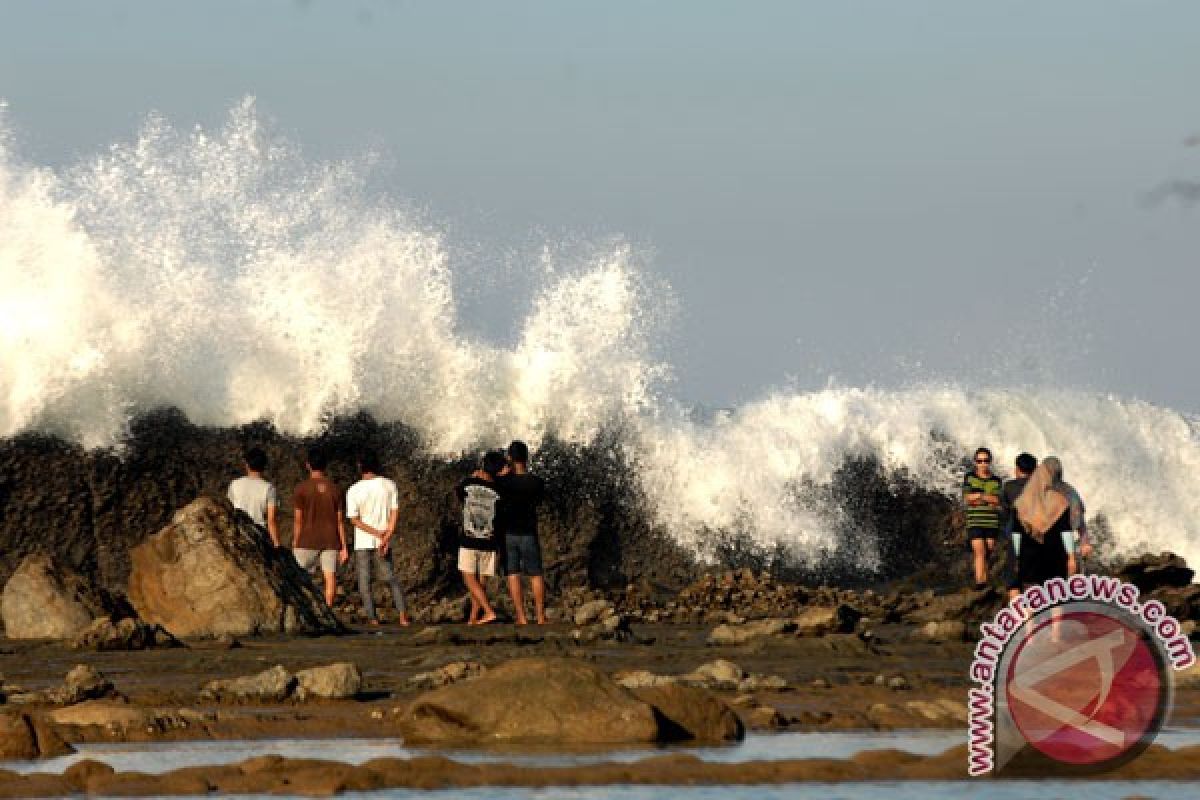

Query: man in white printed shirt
[{"left": 346, "top": 450, "right": 410, "bottom": 626}]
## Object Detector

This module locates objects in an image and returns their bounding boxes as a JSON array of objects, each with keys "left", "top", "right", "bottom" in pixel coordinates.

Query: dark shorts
[
  {"left": 967, "top": 526, "right": 999, "bottom": 542},
  {"left": 504, "top": 534, "right": 543, "bottom": 577}
]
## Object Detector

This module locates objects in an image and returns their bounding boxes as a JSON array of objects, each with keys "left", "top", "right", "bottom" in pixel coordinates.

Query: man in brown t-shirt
[{"left": 292, "top": 447, "right": 348, "bottom": 606}]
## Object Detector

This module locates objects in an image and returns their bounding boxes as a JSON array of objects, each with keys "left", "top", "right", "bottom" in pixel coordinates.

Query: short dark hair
[
  {"left": 974, "top": 447, "right": 993, "bottom": 462},
  {"left": 306, "top": 446, "right": 329, "bottom": 471},
  {"left": 1015, "top": 452, "right": 1038, "bottom": 474},
  {"left": 244, "top": 447, "right": 268, "bottom": 472},
  {"left": 358, "top": 449, "right": 382, "bottom": 474},
  {"left": 507, "top": 440, "right": 529, "bottom": 464},
  {"left": 482, "top": 450, "right": 507, "bottom": 477}
]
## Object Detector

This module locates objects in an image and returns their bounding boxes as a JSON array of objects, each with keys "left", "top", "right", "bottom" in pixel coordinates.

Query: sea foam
[{"left": 2, "top": 100, "right": 1197, "bottom": 568}]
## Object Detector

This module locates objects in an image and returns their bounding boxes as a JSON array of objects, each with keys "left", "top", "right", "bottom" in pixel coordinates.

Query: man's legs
[
  {"left": 355, "top": 549, "right": 378, "bottom": 623},
  {"left": 375, "top": 550, "right": 410, "bottom": 625},
  {"left": 506, "top": 573, "right": 528, "bottom": 625},
  {"left": 969, "top": 533, "right": 990, "bottom": 587},
  {"left": 319, "top": 549, "right": 340, "bottom": 608},
  {"left": 530, "top": 575, "right": 547, "bottom": 625},
  {"left": 458, "top": 549, "right": 496, "bottom": 624},
  {"left": 504, "top": 535, "right": 528, "bottom": 625}
]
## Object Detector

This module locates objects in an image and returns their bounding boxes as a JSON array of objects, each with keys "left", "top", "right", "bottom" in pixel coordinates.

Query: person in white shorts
[
  {"left": 227, "top": 447, "right": 280, "bottom": 548},
  {"left": 346, "top": 450, "right": 410, "bottom": 626},
  {"left": 454, "top": 450, "right": 507, "bottom": 625}
]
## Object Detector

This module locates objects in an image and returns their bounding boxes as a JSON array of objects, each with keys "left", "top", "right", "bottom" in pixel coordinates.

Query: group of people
[
  {"left": 225, "top": 440, "right": 546, "bottom": 627},
  {"left": 963, "top": 447, "right": 1091, "bottom": 597}
]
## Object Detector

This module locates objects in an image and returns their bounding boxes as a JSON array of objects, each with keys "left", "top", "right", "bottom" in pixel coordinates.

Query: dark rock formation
[{"left": 1116, "top": 552, "right": 1195, "bottom": 593}]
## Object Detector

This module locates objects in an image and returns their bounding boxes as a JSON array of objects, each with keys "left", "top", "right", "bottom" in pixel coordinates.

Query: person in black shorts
[
  {"left": 963, "top": 446, "right": 1003, "bottom": 589},
  {"left": 999, "top": 452, "right": 1037, "bottom": 599},
  {"left": 496, "top": 441, "right": 547, "bottom": 625}
]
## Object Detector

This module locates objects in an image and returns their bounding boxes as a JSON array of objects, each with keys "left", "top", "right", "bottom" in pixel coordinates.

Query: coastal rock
[
  {"left": 0, "top": 712, "right": 73, "bottom": 760},
  {"left": 794, "top": 605, "right": 862, "bottom": 636},
  {"left": 47, "top": 700, "right": 153, "bottom": 730},
  {"left": 631, "top": 684, "right": 744, "bottom": 742},
  {"left": 127, "top": 498, "right": 341, "bottom": 637},
  {"left": 613, "top": 670, "right": 676, "bottom": 690},
  {"left": 69, "top": 616, "right": 182, "bottom": 652},
  {"left": 407, "top": 661, "right": 485, "bottom": 690},
  {"left": 706, "top": 618, "right": 795, "bottom": 646},
  {"left": 737, "top": 674, "right": 789, "bottom": 692},
  {"left": 573, "top": 599, "right": 616, "bottom": 626},
  {"left": 399, "top": 657, "right": 659, "bottom": 745},
  {"left": 0, "top": 712, "right": 38, "bottom": 759},
  {"left": 906, "top": 588, "right": 997, "bottom": 624},
  {"left": 916, "top": 620, "right": 968, "bottom": 643},
  {"left": 1116, "top": 552, "right": 1195, "bottom": 592},
  {"left": 681, "top": 659, "right": 745, "bottom": 689},
  {"left": 294, "top": 663, "right": 362, "bottom": 701},
  {"left": 1147, "top": 584, "right": 1200, "bottom": 622},
  {"left": 200, "top": 665, "right": 295, "bottom": 702},
  {"left": 1, "top": 554, "right": 115, "bottom": 640}
]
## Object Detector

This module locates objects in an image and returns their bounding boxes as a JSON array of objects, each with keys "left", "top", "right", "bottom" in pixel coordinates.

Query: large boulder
[
  {"left": 399, "top": 657, "right": 660, "bottom": 746},
  {"left": 1, "top": 554, "right": 115, "bottom": 639},
  {"left": 127, "top": 498, "right": 341, "bottom": 637},
  {"left": 631, "top": 684, "right": 744, "bottom": 743}
]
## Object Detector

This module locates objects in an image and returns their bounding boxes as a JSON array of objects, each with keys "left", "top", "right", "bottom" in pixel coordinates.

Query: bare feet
[
  {"left": 397, "top": 614, "right": 411, "bottom": 627},
  {"left": 476, "top": 612, "right": 498, "bottom": 625},
  {"left": 368, "top": 618, "right": 381, "bottom": 627}
]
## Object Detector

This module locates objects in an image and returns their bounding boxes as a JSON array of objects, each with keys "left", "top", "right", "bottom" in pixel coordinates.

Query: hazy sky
[{"left": 3, "top": 1, "right": 1198, "bottom": 411}]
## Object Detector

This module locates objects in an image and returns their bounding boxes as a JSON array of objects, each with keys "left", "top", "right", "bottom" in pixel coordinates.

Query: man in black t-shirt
[
  {"left": 496, "top": 440, "right": 547, "bottom": 625},
  {"left": 1000, "top": 452, "right": 1037, "bottom": 600}
]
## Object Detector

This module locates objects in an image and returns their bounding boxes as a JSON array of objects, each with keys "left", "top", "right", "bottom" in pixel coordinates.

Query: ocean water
[{"left": 2, "top": 100, "right": 1198, "bottom": 569}]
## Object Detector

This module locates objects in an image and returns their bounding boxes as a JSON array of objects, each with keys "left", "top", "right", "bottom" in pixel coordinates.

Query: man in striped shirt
[{"left": 963, "top": 446, "right": 1002, "bottom": 590}]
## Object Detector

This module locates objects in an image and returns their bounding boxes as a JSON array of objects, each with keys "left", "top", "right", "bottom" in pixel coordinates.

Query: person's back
[
  {"left": 293, "top": 474, "right": 343, "bottom": 551},
  {"left": 495, "top": 472, "right": 545, "bottom": 537},
  {"left": 457, "top": 474, "right": 502, "bottom": 549},
  {"left": 496, "top": 440, "right": 547, "bottom": 625},
  {"left": 228, "top": 475, "right": 276, "bottom": 528},
  {"left": 347, "top": 452, "right": 409, "bottom": 626},
  {"left": 347, "top": 475, "right": 399, "bottom": 547},
  {"left": 228, "top": 447, "right": 280, "bottom": 548}
]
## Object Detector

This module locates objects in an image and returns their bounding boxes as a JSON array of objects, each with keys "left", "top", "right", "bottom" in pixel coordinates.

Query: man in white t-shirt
[
  {"left": 227, "top": 447, "right": 280, "bottom": 548},
  {"left": 346, "top": 450, "right": 410, "bottom": 626}
]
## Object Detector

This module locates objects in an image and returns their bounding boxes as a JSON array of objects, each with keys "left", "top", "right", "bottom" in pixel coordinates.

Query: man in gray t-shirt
[{"left": 227, "top": 447, "right": 280, "bottom": 547}]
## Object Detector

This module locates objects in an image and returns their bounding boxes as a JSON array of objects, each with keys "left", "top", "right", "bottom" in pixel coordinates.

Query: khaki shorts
[
  {"left": 457, "top": 548, "right": 497, "bottom": 577},
  {"left": 294, "top": 548, "right": 338, "bottom": 575}
]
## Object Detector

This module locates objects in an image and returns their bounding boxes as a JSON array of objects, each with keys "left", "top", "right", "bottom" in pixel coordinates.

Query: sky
[{"left": 2, "top": 1, "right": 1198, "bottom": 412}]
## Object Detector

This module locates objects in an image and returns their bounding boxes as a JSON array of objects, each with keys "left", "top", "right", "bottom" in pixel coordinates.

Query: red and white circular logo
[{"left": 1004, "top": 608, "right": 1169, "bottom": 769}]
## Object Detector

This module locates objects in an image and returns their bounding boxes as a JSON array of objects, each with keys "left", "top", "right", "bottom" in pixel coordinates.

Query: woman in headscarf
[{"left": 1012, "top": 456, "right": 1074, "bottom": 587}]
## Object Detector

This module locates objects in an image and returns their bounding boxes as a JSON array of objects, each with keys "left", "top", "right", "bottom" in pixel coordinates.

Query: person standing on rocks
[
  {"left": 496, "top": 440, "right": 547, "bottom": 625},
  {"left": 292, "top": 447, "right": 349, "bottom": 608},
  {"left": 999, "top": 452, "right": 1037, "bottom": 599},
  {"left": 963, "top": 446, "right": 1002, "bottom": 590},
  {"left": 227, "top": 446, "right": 281, "bottom": 548},
  {"left": 1013, "top": 456, "right": 1074, "bottom": 587},
  {"left": 347, "top": 449, "right": 411, "bottom": 627},
  {"left": 455, "top": 450, "right": 507, "bottom": 625}
]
